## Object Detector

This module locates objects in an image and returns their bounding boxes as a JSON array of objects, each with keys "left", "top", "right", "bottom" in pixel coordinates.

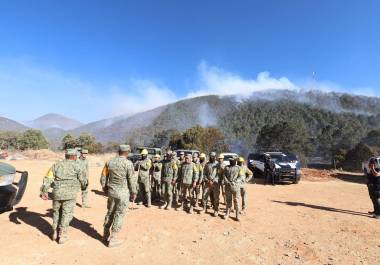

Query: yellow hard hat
[
  {"left": 218, "top": 154, "right": 224, "bottom": 159},
  {"left": 141, "top": 149, "right": 148, "bottom": 155},
  {"left": 239, "top": 157, "right": 244, "bottom": 162},
  {"left": 200, "top": 153, "right": 206, "bottom": 158}
]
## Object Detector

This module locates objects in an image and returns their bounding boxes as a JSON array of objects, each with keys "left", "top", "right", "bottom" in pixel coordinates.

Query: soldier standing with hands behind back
[
  {"left": 78, "top": 149, "right": 90, "bottom": 208},
  {"left": 40, "top": 149, "right": 87, "bottom": 244},
  {"left": 100, "top": 144, "right": 137, "bottom": 247}
]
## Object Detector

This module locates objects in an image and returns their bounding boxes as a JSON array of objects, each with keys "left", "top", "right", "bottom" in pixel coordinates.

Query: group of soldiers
[{"left": 40, "top": 145, "right": 253, "bottom": 247}]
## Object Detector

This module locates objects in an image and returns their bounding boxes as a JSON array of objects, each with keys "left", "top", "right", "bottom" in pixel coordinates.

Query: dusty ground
[{"left": 1, "top": 157, "right": 379, "bottom": 265}]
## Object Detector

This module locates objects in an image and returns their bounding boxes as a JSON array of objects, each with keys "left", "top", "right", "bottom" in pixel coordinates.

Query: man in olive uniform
[
  {"left": 223, "top": 158, "right": 244, "bottom": 221},
  {"left": 237, "top": 157, "right": 253, "bottom": 214},
  {"left": 174, "top": 151, "right": 185, "bottom": 205},
  {"left": 40, "top": 149, "right": 87, "bottom": 244},
  {"left": 193, "top": 153, "right": 205, "bottom": 207},
  {"left": 160, "top": 151, "right": 178, "bottom": 210},
  {"left": 100, "top": 145, "right": 137, "bottom": 247},
  {"left": 78, "top": 149, "right": 90, "bottom": 208},
  {"left": 136, "top": 149, "right": 152, "bottom": 207},
  {"left": 202, "top": 152, "right": 219, "bottom": 215},
  {"left": 178, "top": 154, "right": 199, "bottom": 214},
  {"left": 151, "top": 154, "right": 162, "bottom": 202}
]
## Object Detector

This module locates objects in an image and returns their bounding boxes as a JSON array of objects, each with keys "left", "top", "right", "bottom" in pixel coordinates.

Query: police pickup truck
[
  {"left": 247, "top": 152, "right": 301, "bottom": 183},
  {"left": 0, "top": 162, "right": 28, "bottom": 213}
]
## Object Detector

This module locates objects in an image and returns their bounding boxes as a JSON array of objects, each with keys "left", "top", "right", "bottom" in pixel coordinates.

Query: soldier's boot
[
  {"left": 212, "top": 210, "right": 219, "bottom": 217},
  {"left": 235, "top": 209, "right": 240, "bottom": 222},
  {"left": 108, "top": 232, "right": 124, "bottom": 248},
  {"left": 103, "top": 228, "right": 110, "bottom": 242},
  {"left": 223, "top": 208, "right": 230, "bottom": 219},
  {"left": 82, "top": 198, "right": 91, "bottom": 208},
  {"left": 165, "top": 200, "right": 172, "bottom": 210},
  {"left": 147, "top": 194, "right": 151, "bottom": 208},
  {"left": 58, "top": 231, "right": 68, "bottom": 244},
  {"left": 241, "top": 206, "right": 246, "bottom": 215},
  {"left": 51, "top": 229, "right": 58, "bottom": 241},
  {"left": 189, "top": 206, "right": 193, "bottom": 214}
]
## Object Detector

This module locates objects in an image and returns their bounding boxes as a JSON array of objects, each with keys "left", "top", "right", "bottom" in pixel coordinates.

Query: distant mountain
[
  {"left": 0, "top": 116, "right": 28, "bottom": 132},
  {"left": 27, "top": 113, "right": 83, "bottom": 130}
]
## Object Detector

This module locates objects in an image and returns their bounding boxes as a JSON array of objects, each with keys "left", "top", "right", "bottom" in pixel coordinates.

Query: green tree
[
  {"left": 19, "top": 129, "right": 49, "bottom": 150},
  {"left": 343, "top": 143, "right": 376, "bottom": 171},
  {"left": 61, "top": 134, "right": 78, "bottom": 150},
  {"left": 77, "top": 133, "right": 102, "bottom": 153},
  {"left": 0, "top": 131, "right": 21, "bottom": 150}
]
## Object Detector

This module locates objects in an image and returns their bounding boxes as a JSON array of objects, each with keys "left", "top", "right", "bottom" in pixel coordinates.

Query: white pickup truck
[{"left": 362, "top": 156, "right": 380, "bottom": 175}]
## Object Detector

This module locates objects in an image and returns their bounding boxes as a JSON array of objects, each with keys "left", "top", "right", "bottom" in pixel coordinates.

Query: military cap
[
  {"left": 119, "top": 144, "right": 131, "bottom": 152},
  {"left": 218, "top": 154, "right": 224, "bottom": 159},
  {"left": 210, "top": 152, "right": 216, "bottom": 157},
  {"left": 154, "top": 154, "right": 161, "bottom": 158},
  {"left": 179, "top": 151, "right": 185, "bottom": 155},
  {"left": 167, "top": 150, "right": 173, "bottom": 155},
  {"left": 200, "top": 153, "right": 206, "bottom": 158},
  {"left": 81, "top": 149, "right": 89, "bottom": 154},
  {"left": 66, "top": 149, "right": 77, "bottom": 156}
]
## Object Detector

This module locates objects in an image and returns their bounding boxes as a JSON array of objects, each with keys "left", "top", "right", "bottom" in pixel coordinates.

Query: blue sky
[{"left": 0, "top": 0, "right": 379, "bottom": 123}]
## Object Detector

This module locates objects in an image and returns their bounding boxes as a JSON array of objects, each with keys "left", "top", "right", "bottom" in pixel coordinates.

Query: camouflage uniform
[
  {"left": 202, "top": 160, "right": 219, "bottom": 214},
  {"left": 40, "top": 158, "right": 87, "bottom": 242},
  {"left": 174, "top": 157, "right": 184, "bottom": 204},
  {"left": 78, "top": 158, "right": 89, "bottom": 207},
  {"left": 100, "top": 155, "right": 136, "bottom": 237},
  {"left": 161, "top": 157, "right": 178, "bottom": 209},
  {"left": 193, "top": 160, "right": 204, "bottom": 207},
  {"left": 239, "top": 165, "right": 253, "bottom": 212},
  {"left": 178, "top": 160, "right": 199, "bottom": 213},
  {"left": 224, "top": 164, "right": 244, "bottom": 220},
  {"left": 151, "top": 160, "right": 162, "bottom": 201},
  {"left": 136, "top": 157, "right": 152, "bottom": 207}
]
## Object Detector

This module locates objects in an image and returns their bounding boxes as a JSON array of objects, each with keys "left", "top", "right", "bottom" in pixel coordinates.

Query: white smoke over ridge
[{"left": 1, "top": 58, "right": 377, "bottom": 123}]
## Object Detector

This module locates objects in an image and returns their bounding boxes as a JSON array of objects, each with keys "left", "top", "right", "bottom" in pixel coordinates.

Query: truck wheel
[{"left": 293, "top": 175, "right": 300, "bottom": 184}]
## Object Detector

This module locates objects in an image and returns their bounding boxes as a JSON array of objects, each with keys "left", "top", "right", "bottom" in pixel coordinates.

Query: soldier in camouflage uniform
[
  {"left": 136, "top": 149, "right": 152, "bottom": 207},
  {"left": 100, "top": 145, "right": 137, "bottom": 247},
  {"left": 223, "top": 158, "right": 244, "bottom": 221},
  {"left": 174, "top": 151, "right": 185, "bottom": 205},
  {"left": 237, "top": 157, "right": 253, "bottom": 214},
  {"left": 193, "top": 153, "right": 205, "bottom": 208},
  {"left": 178, "top": 154, "right": 199, "bottom": 214},
  {"left": 151, "top": 154, "right": 162, "bottom": 202},
  {"left": 78, "top": 149, "right": 90, "bottom": 208},
  {"left": 202, "top": 152, "right": 218, "bottom": 215},
  {"left": 160, "top": 151, "right": 178, "bottom": 210},
  {"left": 40, "top": 149, "right": 87, "bottom": 244}
]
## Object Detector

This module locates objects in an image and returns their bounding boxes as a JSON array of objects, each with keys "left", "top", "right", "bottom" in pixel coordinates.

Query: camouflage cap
[
  {"left": 81, "top": 149, "right": 89, "bottom": 154},
  {"left": 66, "top": 149, "right": 77, "bottom": 156},
  {"left": 210, "top": 152, "right": 216, "bottom": 157},
  {"left": 119, "top": 144, "right": 131, "bottom": 152},
  {"left": 167, "top": 150, "right": 173, "bottom": 156},
  {"left": 179, "top": 151, "right": 185, "bottom": 155}
]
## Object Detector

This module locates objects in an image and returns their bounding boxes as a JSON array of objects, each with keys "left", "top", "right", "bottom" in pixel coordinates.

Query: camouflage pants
[
  {"left": 81, "top": 180, "right": 89, "bottom": 204},
  {"left": 52, "top": 199, "right": 76, "bottom": 232},
  {"left": 181, "top": 183, "right": 195, "bottom": 210},
  {"left": 240, "top": 186, "right": 247, "bottom": 210},
  {"left": 103, "top": 196, "right": 129, "bottom": 233},
  {"left": 152, "top": 178, "right": 161, "bottom": 201},
  {"left": 138, "top": 177, "right": 151, "bottom": 204},
  {"left": 192, "top": 182, "right": 202, "bottom": 206},
  {"left": 226, "top": 185, "right": 241, "bottom": 211},
  {"left": 162, "top": 181, "right": 173, "bottom": 205},
  {"left": 173, "top": 180, "right": 181, "bottom": 203},
  {"left": 202, "top": 182, "right": 220, "bottom": 211}
]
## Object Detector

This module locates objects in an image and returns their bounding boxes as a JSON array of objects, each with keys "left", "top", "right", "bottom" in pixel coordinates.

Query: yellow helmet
[
  {"left": 200, "top": 153, "right": 206, "bottom": 158},
  {"left": 141, "top": 149, "right": 148, "bottom": 155},
  {"left": 239, "top": 157, "right": 244, "bottom": 162},
  {"left": 218, "top": 154, "right": 224, "bottom": 159}
]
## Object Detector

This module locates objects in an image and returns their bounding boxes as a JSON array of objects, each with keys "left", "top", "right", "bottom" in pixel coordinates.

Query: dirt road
[{"left": 1, "top": 158, "right": 379, "bottom": 265}]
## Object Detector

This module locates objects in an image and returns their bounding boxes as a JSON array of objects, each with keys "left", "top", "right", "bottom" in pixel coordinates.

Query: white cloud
[{"left": 187, "top": 61, "right": 297, "bottom": 98}]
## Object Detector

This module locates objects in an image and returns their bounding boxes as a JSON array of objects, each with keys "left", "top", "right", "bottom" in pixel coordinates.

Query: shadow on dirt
[
  {"left": 9, "top": 207, "right": 102, "bottom": 241},
  {"left": 272, "top": 200, "right": 371, "bottom": 218},
  {"left": 330, "top": 172, "right": 367, "bottom": 184},
  {"left": 91, "top": 189, "right": 107, "bottom": 197}
]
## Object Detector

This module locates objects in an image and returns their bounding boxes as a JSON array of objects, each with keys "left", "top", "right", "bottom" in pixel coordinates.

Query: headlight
[{"left": 0, "top": 174, "right": 15, "bottom": 186}]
